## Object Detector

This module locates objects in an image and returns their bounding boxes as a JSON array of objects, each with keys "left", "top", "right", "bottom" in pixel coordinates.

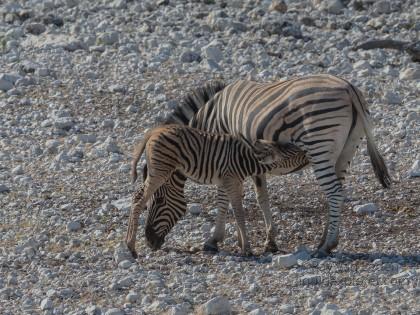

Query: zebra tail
[
  {"left": 366, "top": 128, "right": 392, "bottom": 188},
  {"left": 350, "top": 86, "right": 392, "bottom": 188},
  {"left": 131, "top": 130, "right": 153, "bottom": 184}
]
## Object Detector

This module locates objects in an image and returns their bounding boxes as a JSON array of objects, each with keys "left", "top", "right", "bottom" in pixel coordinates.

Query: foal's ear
[
  {"left": 142, "top": 164, "right": 148, "bottom": 181},
  {"left": 253, "top": 139, "right": 278, "bottom": 164},
  {"left": 253, "top": 139, "right": 276, "bottom": 151}
]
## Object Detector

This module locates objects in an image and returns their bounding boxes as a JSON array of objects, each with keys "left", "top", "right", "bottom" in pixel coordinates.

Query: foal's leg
[
  {"left": 203, "top": 187, "right": 229, "bottom": 252},
  {"left": 223, "top": 179, "right": 252, "bottom": 256},
  {"left": 252, "top": 175, "right": 278, "bottom": 253},
  {"left": 125, "top": 176, "right": 168, "bottom": 258}
]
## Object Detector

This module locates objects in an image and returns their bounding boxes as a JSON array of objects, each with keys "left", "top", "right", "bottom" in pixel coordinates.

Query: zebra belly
[
  {"left": 179, "top": 169, "right": 222, "bottom": 186},
  {"left": 270, "top": 161, "right": 310, "bottom": 175}
]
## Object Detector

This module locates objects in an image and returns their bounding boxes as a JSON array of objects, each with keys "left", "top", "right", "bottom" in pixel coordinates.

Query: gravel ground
[{"left": 0, "top": 0, "right": 419, "bottom": 314}]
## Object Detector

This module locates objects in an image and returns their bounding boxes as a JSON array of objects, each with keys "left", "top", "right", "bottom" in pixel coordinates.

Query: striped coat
[{"left": 140, "top": 74, "right": 390, "bottom": 256}]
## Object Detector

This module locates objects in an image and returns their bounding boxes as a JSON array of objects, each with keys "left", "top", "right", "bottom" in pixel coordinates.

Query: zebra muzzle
[{"left": 145, "top": 225, "right": 164, "bottom": 250}]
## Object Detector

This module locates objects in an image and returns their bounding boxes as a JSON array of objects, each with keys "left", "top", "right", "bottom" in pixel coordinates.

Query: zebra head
[
  {"left": 238, "top": 134, "right": 281, "bottom": 165},
  {"left": 143, "top": 164, "right": 187, "bottom": 250}
]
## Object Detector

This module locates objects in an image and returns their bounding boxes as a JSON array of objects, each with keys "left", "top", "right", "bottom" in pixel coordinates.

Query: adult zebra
[{"left": 137, "top": 74, "right": 391, "bottom": 257}]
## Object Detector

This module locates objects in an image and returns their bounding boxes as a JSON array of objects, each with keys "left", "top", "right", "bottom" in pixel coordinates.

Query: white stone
[
  {"left": 180, "top": 51, "right": 201, "bottom": 63},
  {"left": 320, "top": 303, "right": 342, "bottom": 315},
  {"left": 249, "top": 309, "right": 267, "bottom": 315},
  {"left": 118, "top": 260, "right": 132, "bottom": 269},
  {"left": 78, "top": 134, "right": 97, "bottom": 143},
  {"left": 373, "top": 0, "right": 391, "bottom": 14},
  {"left": 105, "top": 308, "right": 124, "bottom": 315},
  {"left": 188, "top": 203, "right": 203, "bottom": 215},
  {"left": 313, "top": 0, "right": 344, "bottom": 14},
  {"left": 249, "top": 283, "right": 260, "bottom": 292},
  {"left": 98, "top": 32, "right": 119, "bottom": 45},
  {"left": 353, "top": 60, "right": 372, "bottom": 71},
  {"left": 406, "top": 111, "right": 418, "bottom": 123},
  {"left": 384, "top": 91, "right": 402, "bottom": 104},
  {"left": 114, "top": 242, "right": 135, "bottom": 264},
  {"left": 5, "top": 27, "right": 23, "bottom": 39},
  {"left": 11, "top": 165, "right": 24, "bottom": 175},
  {"left": 354, "top": 203, "right": 378, "bottom": 214},
  {"left": 54, "top": 117, "right": 74, "bottom": 130},
  {"left": 198, "top": 296, "right": 232, "bottom": 315},
  {"left": 280, "top": 304, "right": 295, "bottom": 313},
  {"left": 116, "top": 276, "right": 133, "bottom": 288},
  {"left": 111, "top": 196, "right": 131, "bottom": 212},
  {"left": 102, "top": 119, "right": 115, "bottom": 129},
  {"left": 45, "top": 140, "right": 60, "bottom": 154},
  {"left": 26, "top": 23, "right": 46, "bottom": 35},
  {"left": 295, "top": 246, "right": 311, "bottom": 261},
  {"left": 110, "top": 0, "right": 127, "bottom": 9},
  {"left": 86, "top": 305, "right": 101, "bottom": 315},
  {"left": 67, "top": 220, "right": 82, "bottom": 232},
  {"left": 400, "top": 66, "right": 420, "bottom": 80},
  {"left": 0, "top": 184, "right": 10, "bottom": 193},
  {"left": 126, "top": 104, "right": 139, "bottom": 113},
  {"left": 23, "top": 246, "right": 36, "bottom": 258},
  {"left": 167, "top": 305, "right": 189, "bottom": 315},
  {"left": 126, "top": 291, "right": 139, "bottom": 303},
  {"left": 0, "top": 74, "right": 16, "bottom": 92},
  {"left": 408, "top": 160, "right": 420, "bottom": 177},
  {"left": 101, "top": 137, "right": 122, "bottom": 153},
  {"left": 272, "top": 253, "right": 297, "bottom": 268},
  {"left": 37, "top": 68, "right": 50, "bottom": 77},
  {"left": 109, "top": 84, "right": 126, "bottom": 93},
  {"left": 40, "top": 298, "right": 53, "bottom": 310},
  {"left": 202, "top": 45, "right": 223, "bottom": 63}
]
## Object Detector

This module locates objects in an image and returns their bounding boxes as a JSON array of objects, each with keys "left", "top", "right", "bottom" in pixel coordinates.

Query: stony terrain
[{"left": 0, "top": 0, "right": 419, "bottom": 314}]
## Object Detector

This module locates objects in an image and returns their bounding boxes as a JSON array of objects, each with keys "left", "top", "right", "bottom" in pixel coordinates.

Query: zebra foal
[{"left": 125, "top": 125, "right": 306, "bottom": 258}]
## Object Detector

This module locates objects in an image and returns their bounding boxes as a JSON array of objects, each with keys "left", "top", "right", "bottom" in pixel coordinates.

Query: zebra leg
[
  {"left": 203, "top": 188, "right": 228, "bottom": 252},
  {"left": 314, "top": 118, "right": 364, "bottom": 257},
  {"left": 311, "top": 161, "right": 345, "bottom": 258},
  {"left": 125, "top": 178, "right": 166, "bottom": 258},
  {"left": 223, "top": 180, "right": 253, "bottom": 256},
  {"left": 126, "top": 184, "right": 147, "bottom": 258},
  {"left": 252, "top": 175, "right": 278, "bottom": 253}
]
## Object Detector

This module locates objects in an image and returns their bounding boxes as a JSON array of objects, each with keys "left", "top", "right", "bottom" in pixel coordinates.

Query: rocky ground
[{"left": 0, "top": 0, "right": 419, "bottom": 314}]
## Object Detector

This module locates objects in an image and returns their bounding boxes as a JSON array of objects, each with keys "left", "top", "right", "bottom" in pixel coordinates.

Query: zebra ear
[{"left": 253, "top": 140, "right": 277, "bottom": 164}]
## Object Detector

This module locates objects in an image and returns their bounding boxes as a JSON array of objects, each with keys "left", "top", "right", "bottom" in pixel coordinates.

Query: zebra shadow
[
  {"left": 157, "top": 246, "right": 420, "bottom": 266},
  {"left": 332, "top": 251, "right": 420, "bottom": 266}
]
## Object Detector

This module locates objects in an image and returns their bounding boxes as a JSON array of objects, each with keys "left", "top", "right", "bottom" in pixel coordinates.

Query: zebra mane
[{"left": 164, "top": 81, "right": 226, "bottom": 125}]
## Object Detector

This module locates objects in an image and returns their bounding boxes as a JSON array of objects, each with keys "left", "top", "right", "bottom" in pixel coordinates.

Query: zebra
[
  {"left": 138, "top": 74, "right": 391, "bottom": 257},
  {"left": 125, "top": 124, "right": 307, "bottom": 258}
]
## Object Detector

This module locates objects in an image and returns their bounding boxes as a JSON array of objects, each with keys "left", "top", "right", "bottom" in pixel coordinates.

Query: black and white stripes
[
  {"left": 125, "top": 125, "right": 305, "bottom": 257},
  {"left": 139, "top": 74, "right": 390, "bottom": 257}
]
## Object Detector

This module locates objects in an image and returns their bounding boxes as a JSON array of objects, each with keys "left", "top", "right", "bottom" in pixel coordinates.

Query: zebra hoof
[
  {"left": 311, "top": 249, "right": 330, "bottom": 258},
  {"left": 263, "top": 241, "right": 279, "bottom": 253},
  {"left": 203, "top": 242, "right": 219, "bottom": 253},
  {"left": 126, "top": 242, "right": 138, "bottom": 259},
  {"left": 130, "top": 249, "right": 138, "bottom": 259},
  {"left": 242, "top": 249, "right": 254, "bottom": 257}
]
